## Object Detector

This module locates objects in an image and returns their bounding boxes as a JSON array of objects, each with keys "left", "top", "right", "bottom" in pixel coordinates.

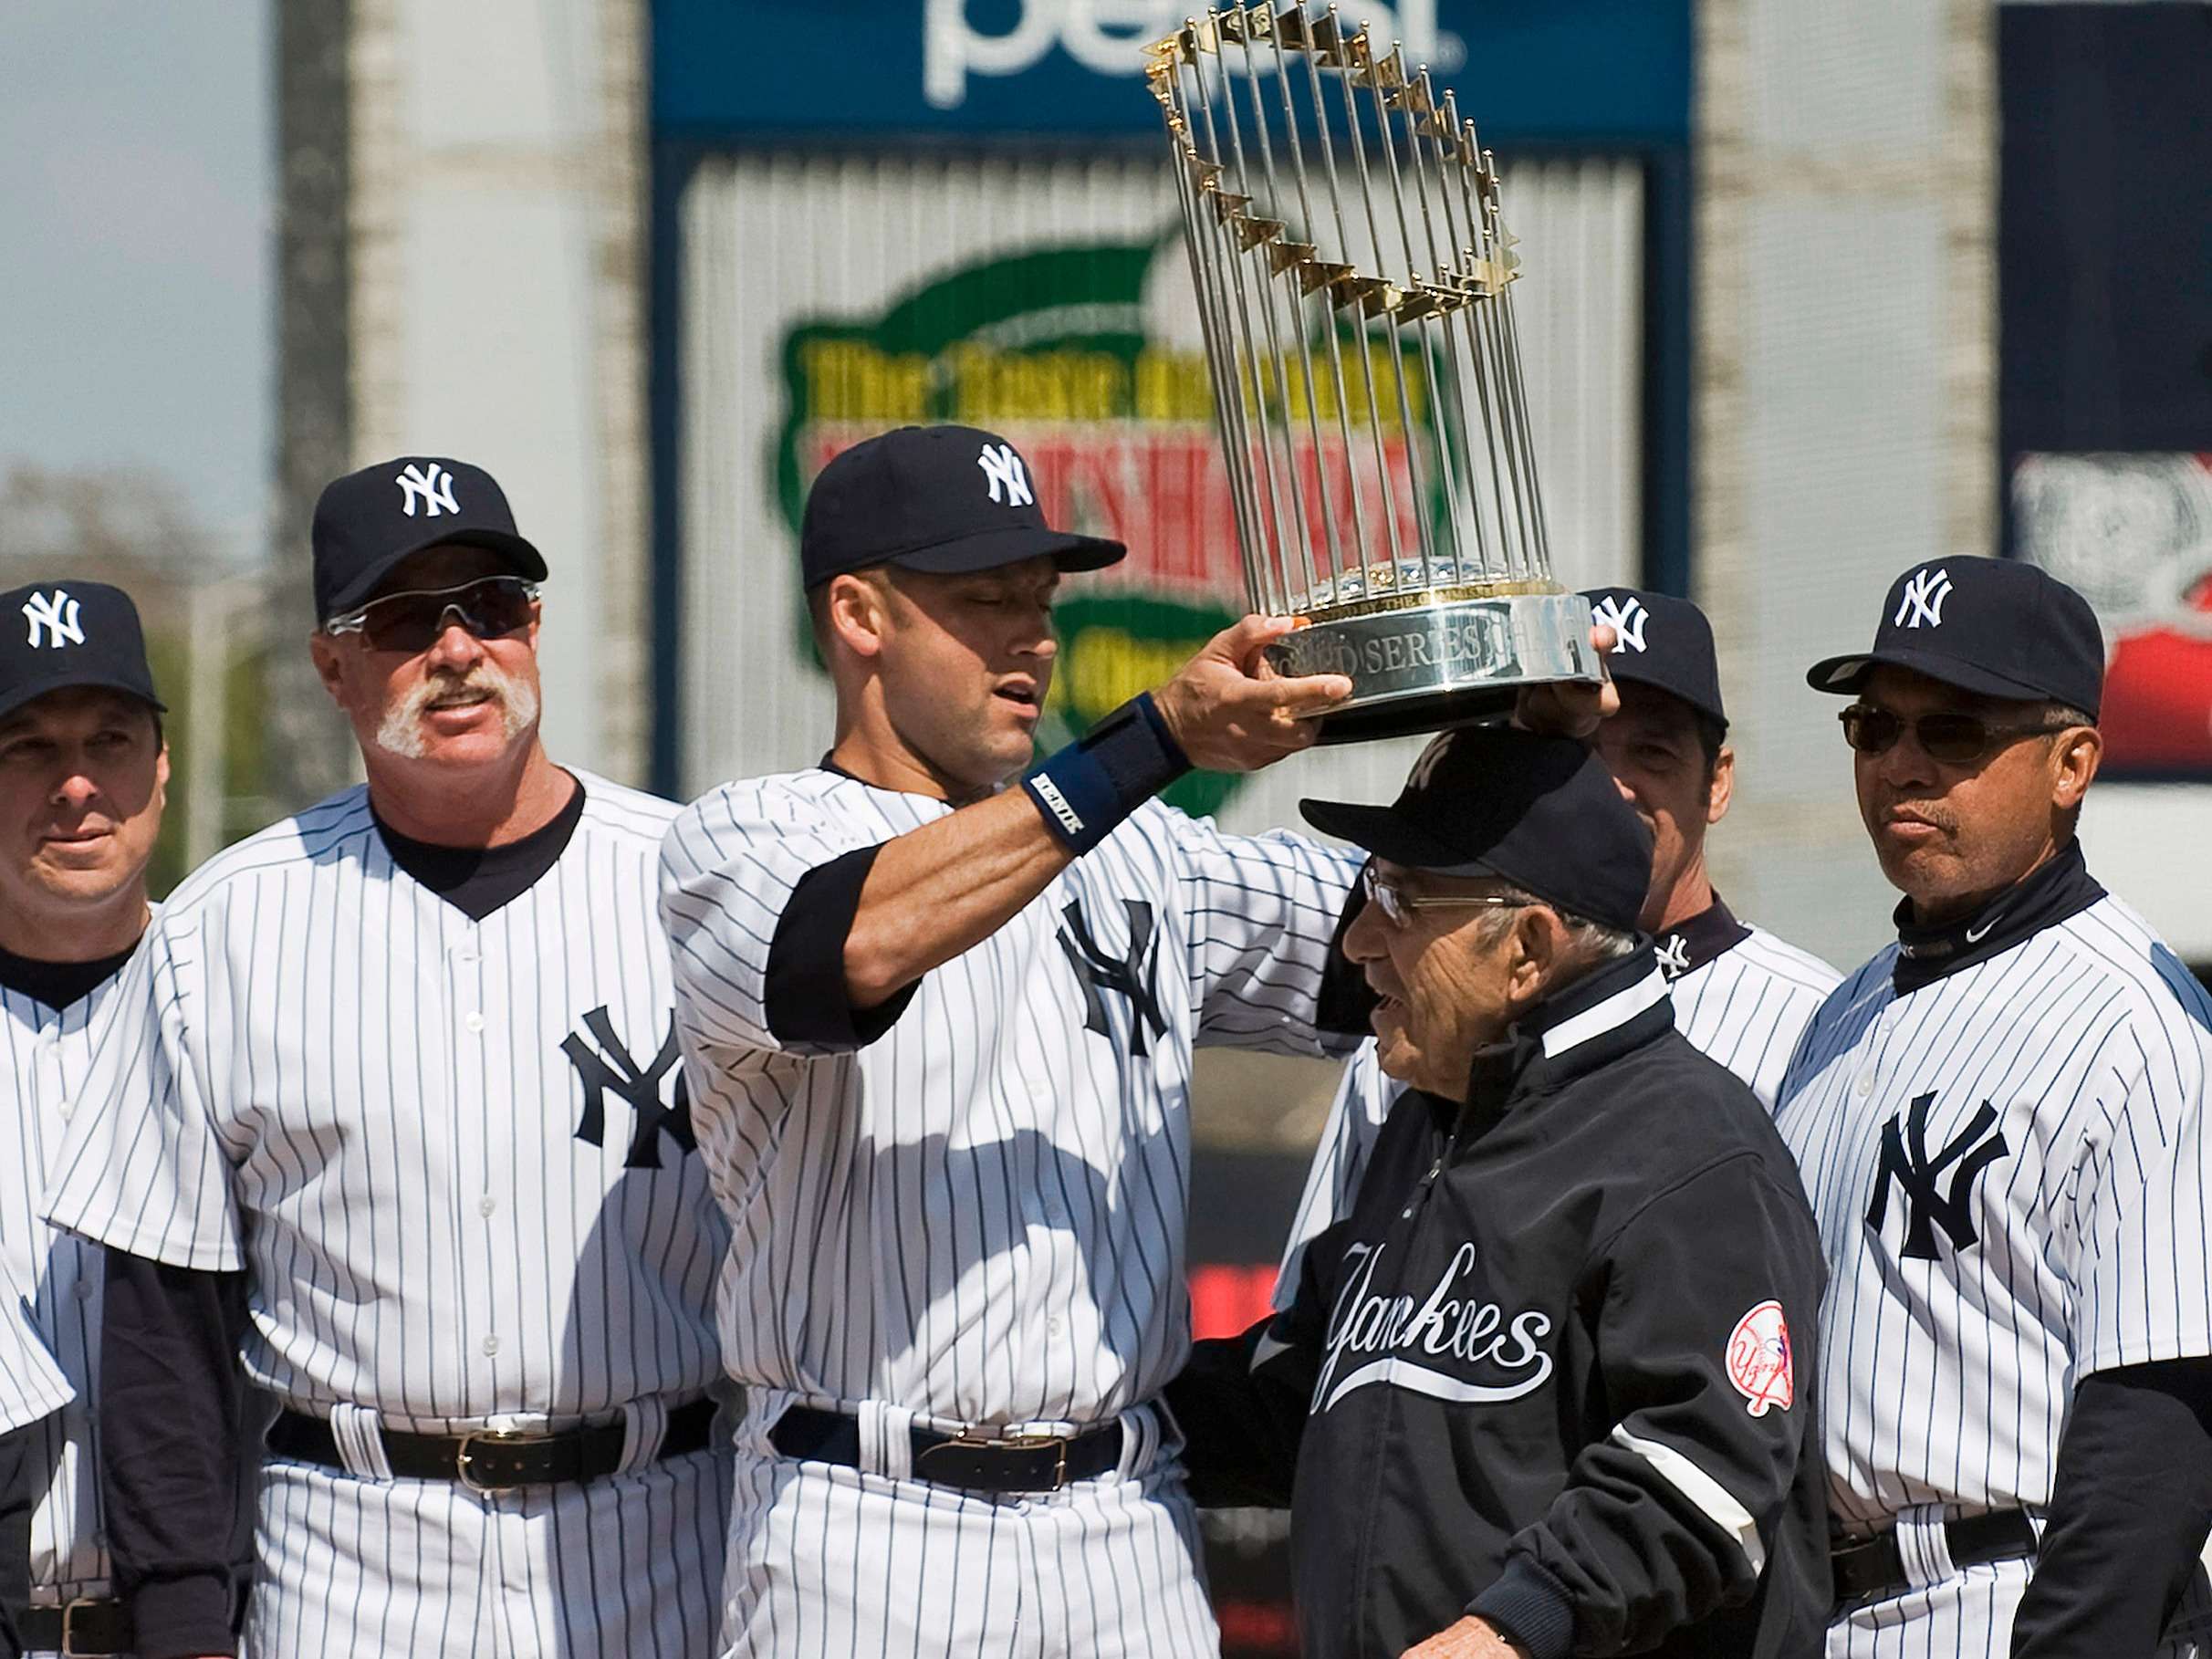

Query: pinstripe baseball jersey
[
  {"left": 1278, "top": 906, "right": 1840, "bottom": 1307},
  {"left": 1, "top": 958, "right": 133, "bottom": 1591},
  {"left": 0, "top": 1258, "right": 69, "bottom": 1436},
  {"left": 1667, "top": 919, "right": 1843, "bottom": 1109},
  {"left": 1774, "top": 888, "right": 2212, "bottom": 1531},
  {"left": 42, "top": 775, "right": 728, "bottom": 1427},
  {"left": 658, "top": 767, "right": 1364, "bottom": 1432}
]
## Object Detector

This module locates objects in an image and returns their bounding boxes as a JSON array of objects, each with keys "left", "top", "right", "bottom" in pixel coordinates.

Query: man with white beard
[{"left": 46, "top": 458, "right": 730, "bottom": 1659}]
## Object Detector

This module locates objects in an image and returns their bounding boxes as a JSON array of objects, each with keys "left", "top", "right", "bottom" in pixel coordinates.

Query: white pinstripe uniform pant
[
  {"left": 245, "top": 1402, "right": 731, "bottom": 1659},
  {"left": 1825, "top": 1508, "right": 2204, "bottom": 1659},
  {"left": 717, "top": 1392, "right": 1219, "bottom": 1659}
]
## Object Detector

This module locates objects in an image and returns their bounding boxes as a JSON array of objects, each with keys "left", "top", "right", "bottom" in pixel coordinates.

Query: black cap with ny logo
[
  {"left": 310, "top": 456, "right": 548, "bottom": 622},
  {"left": 0, "top": 581, "right": 166, "bottom": 725},
  {"left": 1806, "top": 558, "right": 2104, "bottom": 717}
]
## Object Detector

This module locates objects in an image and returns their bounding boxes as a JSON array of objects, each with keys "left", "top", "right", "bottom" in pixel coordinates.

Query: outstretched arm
[{"left": 840, "top": 613, "right": 1348, "bottom": 1008}]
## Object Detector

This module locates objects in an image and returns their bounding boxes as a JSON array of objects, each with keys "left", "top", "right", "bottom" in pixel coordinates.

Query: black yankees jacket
[{"left": 1168, "top": 949, "right": 1831, "bottom": 1659}]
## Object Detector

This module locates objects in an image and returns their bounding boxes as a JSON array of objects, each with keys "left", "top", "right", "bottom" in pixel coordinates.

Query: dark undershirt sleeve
[
  {"left": 101, "top": 1250, "right": 253, "bottom": 1659},
  {"left": 0, "top": 1418, "right": 40, "bottom": 1659},
  {"left": 761, "top": 843, "right": 920, "bottom": 1051},
  {"left": 2009, "top": 1357, "right": 2212, "bottom": 1657}
]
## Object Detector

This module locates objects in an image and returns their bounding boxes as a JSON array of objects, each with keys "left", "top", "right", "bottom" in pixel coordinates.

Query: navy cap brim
[
  {"left": 1299, "top": 797, "right": 1492, "bottom": 875},
  {"left": 1301, "top": 794, "right": 1609, "bottom": 921},
  {"left": 813, "top": 524, "right": 1126, "bottom": 588},
  {"left": 0, "top": 675, "right": 167, "bottom": 726},
  {"left": 1805, "top": 644, "right": 2061, "bottom": 704},
  {"left": 321, "top": 527, "right": 548, "bottom": 618}
]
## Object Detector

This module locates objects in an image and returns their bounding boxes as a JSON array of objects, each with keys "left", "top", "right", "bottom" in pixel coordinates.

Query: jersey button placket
[
  {"left": 450, "top": 936, "right": 503, "bottom": 1404},
  {"left": 1856, "top": 1005, "right": 1904, "bottom": 1104}
]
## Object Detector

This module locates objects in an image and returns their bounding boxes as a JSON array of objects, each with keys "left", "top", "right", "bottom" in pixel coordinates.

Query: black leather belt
[
  {"left": 770, "top": 1404, "right": 1123, "bottom": 1494},
  {"left": 20, "top": 1597, "right": 132, "bottom": 1656},
  {"left": 267, "top": 1397, "right": 715, "bottom": 1491},
  {"left": 1831, "top": 1508, "right": 2040, "bottom": 1609}
]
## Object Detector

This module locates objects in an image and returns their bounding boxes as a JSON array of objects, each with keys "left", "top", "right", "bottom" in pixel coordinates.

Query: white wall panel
[
  {"left": 349, "top": 0, "right": 648, "bottom": 781},
  {"left": 1698, "top": 0, "right": 1994, "bottom": 968}
]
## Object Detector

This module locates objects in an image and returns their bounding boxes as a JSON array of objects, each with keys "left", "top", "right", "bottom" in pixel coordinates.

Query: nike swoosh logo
[{"left": 1965, "top": 917, "right": 1998, "bottom": 944}]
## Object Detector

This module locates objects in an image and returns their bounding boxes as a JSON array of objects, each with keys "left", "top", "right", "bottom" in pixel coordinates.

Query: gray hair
[{"left": 1466, "top": 882, "right": 1641, "bottom": 968}]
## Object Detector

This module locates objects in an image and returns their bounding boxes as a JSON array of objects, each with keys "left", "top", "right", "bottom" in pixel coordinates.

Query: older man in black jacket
[{"left": 1170, "top": 726, "right": 1830, "bottom": 1659}]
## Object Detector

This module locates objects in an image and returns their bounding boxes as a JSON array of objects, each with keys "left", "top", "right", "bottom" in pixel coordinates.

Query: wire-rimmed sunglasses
[
  {"left": 1838, "top": 704, "right": 2077, "bottom": 766},
  {"left": 322, "top": 577, "right": 540, "bottom": 654},
  {"left": 1361, "top": 864, "right": 1538, "bottom": 930}
]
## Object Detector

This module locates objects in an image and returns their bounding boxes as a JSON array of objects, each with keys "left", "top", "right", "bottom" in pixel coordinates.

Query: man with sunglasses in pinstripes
[
  {"left": 1779, "top": 557, "right": 2212, "bottom": 1655},
  {"left": 46, "top": 458, "right": 731, "bottom": 1659}
]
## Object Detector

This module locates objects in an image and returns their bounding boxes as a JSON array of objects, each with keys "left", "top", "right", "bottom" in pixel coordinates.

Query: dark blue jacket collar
[
  {"left": 1891, "top": 839, "right": 2104, "bottom": 994},
  {"left": 1433, "top": 946, "right": 1674, "bottom": 1131}
]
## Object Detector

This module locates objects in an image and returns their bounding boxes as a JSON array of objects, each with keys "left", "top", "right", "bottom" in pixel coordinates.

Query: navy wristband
[{"left": 1023, "top": 693, "right": 1192, "bottom": 854}]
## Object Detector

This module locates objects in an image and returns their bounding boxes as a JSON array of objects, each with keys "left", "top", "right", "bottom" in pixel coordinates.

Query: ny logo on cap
[
  {"left": 1894, "top": 567, "right": 1953, "bottom": 630},
  {"left": 976, "top": 443, "right": 1035, "bottom": 508},
  {"left": 1405, "top": 732, "right": 1455, "bottom": 792},
  {"left": 20, "top": 590, "right": 85, "bottom": 651},
  {"left": 395, "top": 462, "right": 460, "bottom": 518},
  {"left": 1591, "top": 594, "right": 1649, "bottom": 653}
]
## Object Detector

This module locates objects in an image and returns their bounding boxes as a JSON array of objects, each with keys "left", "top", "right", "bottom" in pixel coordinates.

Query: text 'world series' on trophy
[{"left": 1145, "top": 4, "right": 1603, "bottom": 742}]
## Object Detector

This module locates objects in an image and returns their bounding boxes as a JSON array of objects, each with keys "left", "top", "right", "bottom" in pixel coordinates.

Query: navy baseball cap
[
  {"left": 1581, "top": 587, "right": 1727, "bottom": 726},
  {"left": 1301, "top": 725, "right": 1654, "bottom": 934},
  {"left": 1806, "top": 558, "right": 2103, "bottom": 718},
  {"left": 0, "top": 581, "right": 165, "bottom": 725},
  {"left": 311, "top": 457, "right": 548, "bottom": 621},
  {"left": 799, "top": 425, "right": 1126, "bottom": 590}
]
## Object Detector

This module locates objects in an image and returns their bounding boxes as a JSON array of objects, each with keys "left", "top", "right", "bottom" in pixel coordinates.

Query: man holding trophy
[
  {"left": 654, "top": 6, "right": 1815, "bottom": 1656},
  {"left": 659, "top": 422, "right": 1378, "bottom": 1654}
]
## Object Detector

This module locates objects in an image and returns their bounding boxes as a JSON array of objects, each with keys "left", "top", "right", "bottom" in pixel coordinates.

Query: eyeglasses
[
  {"left": 323, "top": 577, "right": 539, "bottom": 653},
  {"left": 1839, "top": 704, "right": 2077, "bottom": 766},
  {"left": 1362, "top": 864, "right": 1535, "bottom": 929}
]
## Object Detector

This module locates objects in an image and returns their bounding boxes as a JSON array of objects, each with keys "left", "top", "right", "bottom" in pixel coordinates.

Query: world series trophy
[{"left": 1145, "top": 5, "right": 1602, "bottom": 742}]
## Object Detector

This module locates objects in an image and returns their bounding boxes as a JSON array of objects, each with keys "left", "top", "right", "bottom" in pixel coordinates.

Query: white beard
[{"left": 373, "top": 662, "right": 539, "bottom": 759}]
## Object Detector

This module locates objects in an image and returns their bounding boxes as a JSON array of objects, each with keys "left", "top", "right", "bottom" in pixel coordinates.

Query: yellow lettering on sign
[
  {"left": 800, "top": 340, "right": 929, "bottom": 423},
  {"left": 947, "top": 345, "right": 1129, "bottom": 423},
  {"left": 1227, "top": 342, "right": 1430, "bottom": 433},
  {"left": 1134, "top": 350, "right": 1216, "bottom": 423}
]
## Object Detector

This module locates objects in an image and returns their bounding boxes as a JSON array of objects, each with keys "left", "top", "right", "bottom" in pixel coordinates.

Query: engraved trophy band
[{"left": 1145, "top": 4, "right": 1602, "bottom": 743}]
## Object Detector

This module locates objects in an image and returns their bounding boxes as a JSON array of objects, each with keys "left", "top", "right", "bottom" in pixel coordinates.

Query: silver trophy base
[{"left": 1268, "top": 590, "right": 1603, "bottom": 745}]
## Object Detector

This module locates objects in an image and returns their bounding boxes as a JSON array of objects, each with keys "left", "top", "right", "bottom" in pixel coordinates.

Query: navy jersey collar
[
  {"left": 1891, "top": 838, "right": 2104, "bottom": 995},
  {"left": 1654, "top": 894, "right": 1753, "bottom": 981},
  {"left": 0, "top": 942, "right": 138, "bottom": 1011},
  {"left": 1454, "top": 946, "right": 1675, "bottom": 1120}
]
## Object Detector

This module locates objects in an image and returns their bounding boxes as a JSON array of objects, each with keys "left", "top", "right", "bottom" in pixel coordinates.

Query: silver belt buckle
[
  {"left": 914, "top": 1427, "right": 1071, "bottom": 1492},
  {"left": 454, "top": 1426, "right": 548, "bottom": 1492}
]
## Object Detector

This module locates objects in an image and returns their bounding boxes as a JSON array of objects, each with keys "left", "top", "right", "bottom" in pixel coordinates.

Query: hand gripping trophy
[{"left": 1146, "top": 4, "right": 1602, "bottom": 740}]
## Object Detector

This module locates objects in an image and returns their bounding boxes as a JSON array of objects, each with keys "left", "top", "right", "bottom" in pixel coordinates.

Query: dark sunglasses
[
  {"left": 322, "top": 577, "right": 539, "bottom": 653},
  {"left": 1839, "top": 704, "right": 2076, "bottom": 765}
]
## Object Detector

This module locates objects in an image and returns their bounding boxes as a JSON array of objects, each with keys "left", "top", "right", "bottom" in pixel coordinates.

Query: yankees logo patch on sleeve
[{"left": 1726, "top": 1300, "right": 1793, "bottom": 1416}]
